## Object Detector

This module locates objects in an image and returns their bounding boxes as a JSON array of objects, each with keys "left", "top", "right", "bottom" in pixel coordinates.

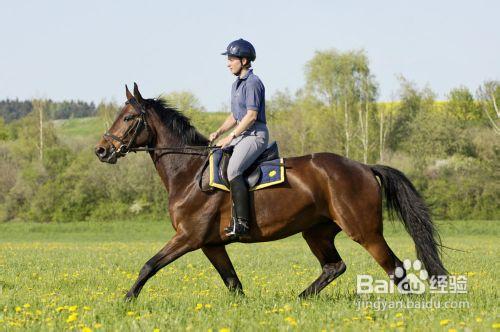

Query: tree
[
  {"left": 357, "top": 72, "right": 378, "bottom": 163},
  {"left": 97, "top": 101, "right": 119, "bottom": 130},
  {"left": 32, "top": 99, "right": 47, "bottom": 161},
  {"left": 476, "top": 80, "right": 500, "bottom": 134},
  {"left": 305, "top": 49, "right": 378, "bottom": 160},
  {"left": 0, "top": 117, "right": 8, "bottom": 140},
  {"left": 376, "top": 101, "right": 396, "bottom": 162},
  {"left": 445, "top": 86, "right": 481, "bottom": 123},
  {"left": 161, "top": 91, "right": 205, "bottom": 114},
  {"left": 388, "top": 76, "right": 435, "bottom": 151}
]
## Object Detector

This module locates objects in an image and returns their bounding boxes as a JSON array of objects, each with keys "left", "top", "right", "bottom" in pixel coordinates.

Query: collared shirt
[{"left": 230, "top": 69, "right": 267, "bottom": 125}]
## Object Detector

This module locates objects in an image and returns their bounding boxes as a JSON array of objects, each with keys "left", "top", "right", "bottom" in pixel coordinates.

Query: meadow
[{"left": 0, "top": 219, "right": 498, "bottom": 331}]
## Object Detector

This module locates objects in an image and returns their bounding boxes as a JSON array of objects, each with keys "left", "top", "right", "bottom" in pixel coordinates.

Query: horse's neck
[{"left": 149, "top": 120, "right": 205, "bottom": 196}]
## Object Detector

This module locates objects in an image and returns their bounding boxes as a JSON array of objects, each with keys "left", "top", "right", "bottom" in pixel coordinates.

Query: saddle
[{"left": 198, "top": 141, "right": 285, "bottom": 192}]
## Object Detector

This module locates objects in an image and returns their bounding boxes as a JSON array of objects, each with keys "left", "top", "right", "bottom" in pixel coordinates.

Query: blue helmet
[{"left": 221, "top": 38, "right": 256, "bottom": 61}]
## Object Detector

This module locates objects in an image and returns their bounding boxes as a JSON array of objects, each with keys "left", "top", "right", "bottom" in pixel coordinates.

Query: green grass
[
  {"left": 0, "top": 220, "right": 498, "bottom": 331},
  {"left": 53, "top": 117, "right": 104, "bottom": 142}
]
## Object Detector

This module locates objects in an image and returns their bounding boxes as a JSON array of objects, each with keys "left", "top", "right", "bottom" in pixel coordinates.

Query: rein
[{"left": 102, "top": 97, "right": 220, "bottom": 162}]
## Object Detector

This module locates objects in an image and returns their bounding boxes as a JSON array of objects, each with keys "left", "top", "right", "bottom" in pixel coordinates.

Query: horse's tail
[{"left": 370, "top": 165, "right": 447, "bottom": 278}]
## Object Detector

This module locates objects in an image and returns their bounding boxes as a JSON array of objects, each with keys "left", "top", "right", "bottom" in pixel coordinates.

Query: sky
[{"left": 0, "top": 0, "right": 498, "bottom": 111}]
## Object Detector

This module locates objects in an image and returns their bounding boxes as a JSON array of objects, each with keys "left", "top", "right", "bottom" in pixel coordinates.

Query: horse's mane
[{"left": 145, "top": 98, "right": 209, "bottom": 146}]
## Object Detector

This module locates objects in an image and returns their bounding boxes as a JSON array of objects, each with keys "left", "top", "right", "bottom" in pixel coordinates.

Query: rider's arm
[
  {"left": 231, "top": 110, "right": 258, "bottom": 137},
  {"left": 216, "top": 114, "right": 237, "bottom": 135}
]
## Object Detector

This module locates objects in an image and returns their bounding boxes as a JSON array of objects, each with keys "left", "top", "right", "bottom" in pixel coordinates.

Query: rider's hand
[
  {"left": 209, "top": 130, "right": 220, "bottom": 143},
  {"left": 218, "top": 135, "right": 234, "bottom": 148}
]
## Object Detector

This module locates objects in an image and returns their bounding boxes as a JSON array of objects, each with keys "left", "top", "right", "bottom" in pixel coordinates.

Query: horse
[{"left": 94, "top": 83, "right": 447, "bottom": 300}]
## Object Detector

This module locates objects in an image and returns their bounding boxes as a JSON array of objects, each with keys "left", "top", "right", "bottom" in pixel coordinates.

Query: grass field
[{"left": 0, "top": 220, "right": 498, "bottom": 331}]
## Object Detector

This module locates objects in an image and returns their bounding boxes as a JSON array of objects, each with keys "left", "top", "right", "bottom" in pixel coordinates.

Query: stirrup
[{"left": 225, "top": 217, "right": 250, "bottom": 239}]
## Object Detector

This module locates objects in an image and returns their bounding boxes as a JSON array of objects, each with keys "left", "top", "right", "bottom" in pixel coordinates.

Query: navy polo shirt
[{"left": 231, "top": 69, "right": 266, "bottom": 124}]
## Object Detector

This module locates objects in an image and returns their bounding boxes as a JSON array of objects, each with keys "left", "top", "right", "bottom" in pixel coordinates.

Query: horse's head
[{"left": 95, "top": 83, "right": 153, "bottom": 164}]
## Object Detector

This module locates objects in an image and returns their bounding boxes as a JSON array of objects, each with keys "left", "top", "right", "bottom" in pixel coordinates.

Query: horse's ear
[
  {"left": 125, "top": 84, "right": 133, "bottom": 101},
  {"left": 133, "top": 82, "right": 144, "bottom": 104}
]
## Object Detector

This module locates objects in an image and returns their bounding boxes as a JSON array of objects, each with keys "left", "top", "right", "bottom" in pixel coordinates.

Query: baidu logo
[{"left": 356, "top": 259, "right": 467, "bottom": 295}]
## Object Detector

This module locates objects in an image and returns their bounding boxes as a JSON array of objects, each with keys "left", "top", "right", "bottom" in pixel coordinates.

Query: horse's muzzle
[{"left": 95, "top": 145, "right": 118, "bottom": 164}]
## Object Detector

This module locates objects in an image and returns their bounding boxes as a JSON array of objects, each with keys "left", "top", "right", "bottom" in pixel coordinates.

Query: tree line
[
  {"left": 0, "top": 99, "right": 96, "bottom": 123},
  {"left": 0, "top": 49, "right": 498, "bottom": 222}
]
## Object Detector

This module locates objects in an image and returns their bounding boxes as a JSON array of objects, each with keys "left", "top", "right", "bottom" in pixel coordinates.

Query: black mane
[{"left": 145, "top": 98, "right": 209, "bottom": 146}]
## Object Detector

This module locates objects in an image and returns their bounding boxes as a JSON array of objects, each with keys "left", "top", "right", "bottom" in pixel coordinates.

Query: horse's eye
[{"left": 124, "top": 115, "right": 134, "bottom": 122}]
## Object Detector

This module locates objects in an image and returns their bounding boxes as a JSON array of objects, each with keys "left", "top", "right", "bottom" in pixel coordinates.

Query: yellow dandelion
[
  {"left": 94, "top": 323, "right": 103, "bottom": 329},
  {"left": 476, "top": 317, "right": 483, "bottom": 323},
  {"left": 82, "top": 327, "right": 92, "bottom": 332},
  {"left": 204, "top": 304, "right": 212, "bottom": 309},
  {"left": 395, "top": 312, "right": 403, "bottom": 318},
  {"left": 83, "top": 306, "right": 92, "bottom": 311},
  {"left": 69, "top": 305, "right": 78, "bottom": 312},
  {"left": 396, "top": 321, "right": 404, "bottom": 327},
  {"left": 66, "top": 313, "right": 78, "bottom": 323},
  {"left": 14, "top": 306, "right": 21, "bottom": 313},
  {"left": 219, "top": 328, "right": 230, "bottom": 332},
  {"left": 492, "top": 323, "right": 500, "bottom": 329},
  {"left": 126, "top": 311, "right": 135, "bottom": 316},
  {"left": 285, "top": 316, "right": 297, "bottom": 326},
  {"left": 448, "top": 329, "right": 457, "bottom": 332},
  {"left": 23, "top": 304, "right": 30, "bottom": 309},
  {"left": 440, "top": 319, "right": 451, "bottom": 326},
  {"left": 365, "top": 316, "right": 373, "bottom": 321},
  {"left": 153, "top": 329, "right": 160, "bottom": 332},
  {"left": 195, "top": 303, "right": 203, "bottom": 311}
]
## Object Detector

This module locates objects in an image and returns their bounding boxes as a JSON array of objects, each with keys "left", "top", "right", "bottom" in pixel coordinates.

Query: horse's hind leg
[
  {"left": 299, "top": 222, "right": 346, "bottom": 298},
  {"left": 361, "top": 233, "right": 405, "bottom": 284},
  {"left": 202, "top": 245, "right": 244, "bottom": 295}
]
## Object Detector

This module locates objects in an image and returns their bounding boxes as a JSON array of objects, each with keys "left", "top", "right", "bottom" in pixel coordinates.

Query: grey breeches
[{"left": 227, "top": 124, "right": 269, "bottom": 182}]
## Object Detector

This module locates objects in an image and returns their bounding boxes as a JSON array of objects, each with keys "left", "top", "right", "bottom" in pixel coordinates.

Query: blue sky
[{"left": 1, "top": 0, "right": 498, "bottom": 111}]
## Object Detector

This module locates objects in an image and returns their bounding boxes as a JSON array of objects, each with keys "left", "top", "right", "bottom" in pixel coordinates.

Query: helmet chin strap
[{"left": 234, "top": 58, "right": 244, "bottom": 77}]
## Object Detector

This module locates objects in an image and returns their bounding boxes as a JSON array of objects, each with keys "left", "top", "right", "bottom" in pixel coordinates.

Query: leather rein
[{"left": 102, "top": 97, "right": 218, "bottom": 163}]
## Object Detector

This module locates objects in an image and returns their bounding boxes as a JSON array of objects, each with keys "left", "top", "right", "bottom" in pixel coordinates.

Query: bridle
[
  {"left": 102, "top": 97, "right": 154, "bottom": 158},
  {"left": 102, "top": 98, "right": 218, "bottom": 163}
]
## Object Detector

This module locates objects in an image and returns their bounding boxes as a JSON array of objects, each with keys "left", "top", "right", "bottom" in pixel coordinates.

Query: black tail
[{"left": 370, "top": 165, "right": 448, "bottom": 277}]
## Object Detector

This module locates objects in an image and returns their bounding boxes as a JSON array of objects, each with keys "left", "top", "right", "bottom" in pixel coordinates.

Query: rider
[{"left": 209, "top": 38, "right": 269, "bottom": 239}]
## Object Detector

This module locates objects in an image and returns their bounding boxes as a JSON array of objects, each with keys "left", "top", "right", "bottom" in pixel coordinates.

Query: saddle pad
[{"left": 209, "top": 150, "right": 285, "bottom": 191}]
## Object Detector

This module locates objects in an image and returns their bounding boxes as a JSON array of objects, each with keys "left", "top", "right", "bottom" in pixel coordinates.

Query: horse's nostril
[{"left": 95, "top": 146, "right": 107, "bottom": 158}]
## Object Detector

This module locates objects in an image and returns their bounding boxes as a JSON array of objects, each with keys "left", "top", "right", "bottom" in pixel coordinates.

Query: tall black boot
[{"left": 225, "top": 175, "right": 250, "bottom": 239}]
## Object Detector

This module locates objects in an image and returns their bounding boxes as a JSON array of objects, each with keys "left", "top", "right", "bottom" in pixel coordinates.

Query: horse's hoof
[
  {"left": 124, "top": 293, "right": 136, "bottom": 302},
  {"left": 298, "top": 291, "right": 310, "bottom": 299}
]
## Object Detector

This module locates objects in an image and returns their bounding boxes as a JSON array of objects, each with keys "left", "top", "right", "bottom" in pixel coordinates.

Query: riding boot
[{"left": 225, "top": 174, "right": 250, "bottom": 239}]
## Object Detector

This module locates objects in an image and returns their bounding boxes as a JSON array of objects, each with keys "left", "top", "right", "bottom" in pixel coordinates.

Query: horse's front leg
[
  {"left": 202, "top": 245, "right": 244, "bottom": 294},
  {"left": 125, "top": 233, "right": 196, "bottom": 300}
]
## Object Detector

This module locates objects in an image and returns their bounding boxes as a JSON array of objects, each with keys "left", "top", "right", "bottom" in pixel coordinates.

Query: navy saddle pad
[{"left": 209, "top": 141, "right": 285, "bottom": 191}]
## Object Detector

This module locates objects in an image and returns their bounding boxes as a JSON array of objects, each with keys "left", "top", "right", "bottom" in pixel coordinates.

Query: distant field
[
  {"left": 52, "top": 117, "right": 104, "bottom": 144},
  {"left": 0, "top": 220, "right": 498, "bottom": 331}
]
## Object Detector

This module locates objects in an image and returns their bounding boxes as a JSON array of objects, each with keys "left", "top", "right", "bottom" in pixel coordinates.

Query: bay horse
[{"left": 95, "top": 83, "right": 447, "bottom": 300}]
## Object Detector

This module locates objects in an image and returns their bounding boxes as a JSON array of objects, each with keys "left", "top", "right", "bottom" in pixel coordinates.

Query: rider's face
[{"left": 227, "top": 56, "right": 245, "bottom": 75}]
